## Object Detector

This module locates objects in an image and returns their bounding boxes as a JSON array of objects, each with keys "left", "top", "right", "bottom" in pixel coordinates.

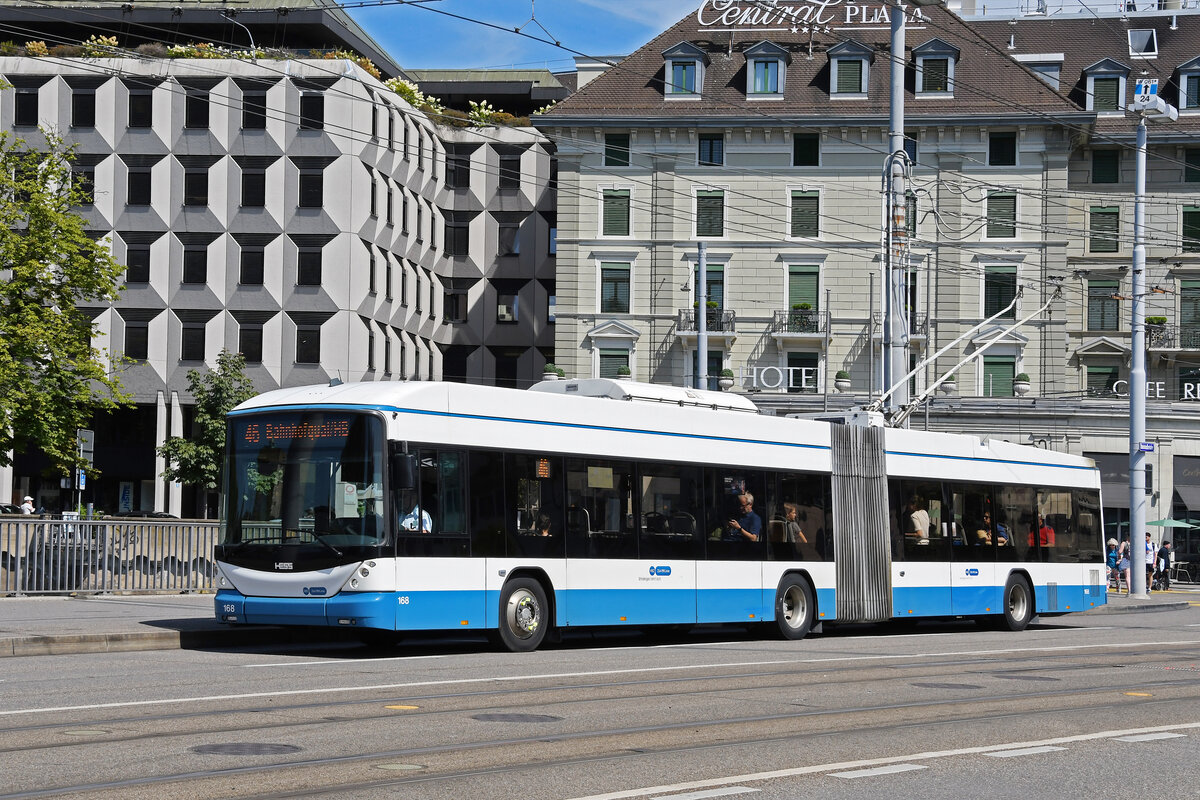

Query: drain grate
[
  {"left": 190, "top": 743, "right": 303, "bottom": 756},
  {"left": 471, "top": 713, "right": 562, "bottom": 723}
]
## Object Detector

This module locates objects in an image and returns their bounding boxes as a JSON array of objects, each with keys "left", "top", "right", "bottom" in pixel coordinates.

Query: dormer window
[
  {"left": 1083, "top": 58, "right": 1130, "bottom": 113},
  {"left": 828, "top": 40, "right": 873, "bottom": 97},
  {"left": 1012, "top": 53, "right": 1064, "bottom": 90},
  {"left": 744, "top": 41, "right": 790, "bottom": 98},
  {"left": 662, "top": 42, "right": 709, "bottom": 99},
  {"left": 913, "top": 38, "right": 959, "bottom": 96},
  {"left": 1177, "top": 56, "right": 1200, "bottom": 111},
  {"left": 1128, "top": 29, "right": 1157, "bottom": 60}
]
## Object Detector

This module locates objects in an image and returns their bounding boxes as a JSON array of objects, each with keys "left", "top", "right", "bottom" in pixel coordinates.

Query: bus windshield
[{"left": 222, "top": 411, "right": 387, "bottom": 557}]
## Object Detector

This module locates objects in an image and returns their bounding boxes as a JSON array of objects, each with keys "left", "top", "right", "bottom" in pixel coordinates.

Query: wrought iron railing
[
  {"left": 677, "top": 308, "right": 737, "bottom": 333},
  {"left": 771, "top": 309, "right": 825, "bottom": 334}
]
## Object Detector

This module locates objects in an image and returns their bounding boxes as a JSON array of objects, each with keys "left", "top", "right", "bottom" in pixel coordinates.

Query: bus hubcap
[{"left": 507, "top": 590, "right": 540, "bottom": 639}]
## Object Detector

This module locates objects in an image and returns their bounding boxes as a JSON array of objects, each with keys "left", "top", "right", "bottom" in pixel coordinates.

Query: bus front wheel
[
  {"left": 1000, "top": 575, "right": 1034, "bottom": 631},
  {"left": 774, "top": 576, "right": 815, "bottom": 640},
  {"left": 498, "top": 577, "right": 549, "bottom": 652}
]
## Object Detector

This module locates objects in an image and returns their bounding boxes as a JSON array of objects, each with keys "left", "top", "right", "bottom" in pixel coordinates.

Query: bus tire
[
  {"left": 498, "top": 577, "right": 549, "bottom": 652},
  {"left": 1000, "top": 574, "right": 1034, "bottom": 631},
  {"left": 774, "top": 576, "right": 815, "bottom": 640}
]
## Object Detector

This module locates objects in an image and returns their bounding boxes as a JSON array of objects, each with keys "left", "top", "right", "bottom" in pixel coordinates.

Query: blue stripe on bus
[{"left": 230, "top": 403, "right": 1093, "bottom": 474}]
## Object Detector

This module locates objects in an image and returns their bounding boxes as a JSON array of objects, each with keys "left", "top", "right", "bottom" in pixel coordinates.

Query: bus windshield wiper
[{"left": 305, "top": 533, "right": 343, "bottom": 558}]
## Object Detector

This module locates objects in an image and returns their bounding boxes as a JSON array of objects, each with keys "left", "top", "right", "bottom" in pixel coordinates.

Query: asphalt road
[{"left": 2, "top": 608, "right": 1199, "bottom": 799}]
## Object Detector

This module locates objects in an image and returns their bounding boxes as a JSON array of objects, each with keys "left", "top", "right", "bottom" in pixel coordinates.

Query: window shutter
[
  {"left": 1093, "top": 77, "right": 1119, "bottom": 110},
  {"left": 1090, "top": 207, "right": 1119, "bottom": 253},
  {"left": 986, "top": 192, "right": 1016, "bottom": 238},
  {"left": 1187, "top": 74, "right": 1199, "bottom": 107},
  {"left": 983, "top": 356, "right": 1015, "bottom": 397},
  {"left": 1182, "top": 281, "right": 1200, "bottom": 328},
  {"left": 1092, "top": 150, "right": 1119, "bottom": 184},
  {"left": 1187, "top": 148, "right": 1200, "bottom": 183},
  {"left": 599, "top": 349, "right": 628, "bottom": 378},
  {"left": 984, "top": 266, "right": 1017, "bottom": 318},
  {"left": 788, "top": 266, "right": 819, "bottom": 307},
  {"left": 922, "top": 58, "right": 949, "bottom": 92},
  {"left": 1087, "top": 366, "right": 1120, "bottom": 397},
  {"left": 696, "top": 190, "right": 724, "bottom": 237},
  {"left": 791, "top": 191, "right": 820, "bottom": 237},
  {"left": 1183, "top": 207, "right": 1200, "bottom": 253},
  {"left": 600, "top": 263, "right": 630, "bottom": 313},
  {"left": 836, "top": 59, "right": 862, "bottom": 93},
  {"left": 1087, "top": 280, "right": 1119, "bottom": 330},
  {"left": 603, "top": 189, "right": 630, "bottom": 236}
]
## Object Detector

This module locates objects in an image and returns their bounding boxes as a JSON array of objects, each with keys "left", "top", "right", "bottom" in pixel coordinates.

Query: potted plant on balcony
[
  {"left": 718, "top": 368, "right": 735, "bottom": 391},
  {"left": 939, "top": 373, "right": 957, "bottom": 394},
  {"left": 1012, "top": 372, "right": 1031, "bottom": 396},
  {"left": 834, "top": 370, "right": 852, "bottom": 393},
  {"left": 616, "top": 365, "right": 632, "bottom": 380},
  {"left": 541, "top": 363, "right": 559, "bottom": 381},
  {"left": 1146, "top": 316, "right": 1168, "bottom": 347},
  {"left": 790, "top": 302, "right": 815, "bottom": 333}
]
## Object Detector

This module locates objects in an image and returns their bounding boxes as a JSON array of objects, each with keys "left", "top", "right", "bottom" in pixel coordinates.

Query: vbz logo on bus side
[
  {"left": 649, "top": 566, "right": 672, "bottom": 577},
  {"left": 964, "top": 568, "right": 980, "bottom": 577}
]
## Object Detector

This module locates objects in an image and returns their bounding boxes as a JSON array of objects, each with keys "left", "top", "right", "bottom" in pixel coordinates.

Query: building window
[
  {"left": 1027, "top": 63, "right": 1061, "bottom": 90},
  {"left": 698, "top": 133, "right": 724, "bottom": 166},
  {"left": 125, "top": 247, "right": 151, "bottom": 283},
  {"left": 444, "top": 283, "right": 468, "bottom": 323},
  {"left": 400, "top": 262, "right": 409, "bottom": 305},
  {"left": 403, "top": 117, "right": 410, "bottom": 159},
  {"left": 185, "top": 91, "right": 209, "bottom": 129},
  {"left": 1093, "top": 150, "right": 1120, "bottom": 184},
  {"left": 988, "top": 132, "right": 1017, "bottom": 166},
  {"left": 14, "top": 89, "right": 37, "bottom": 127},
  {"left": 1182, "top": 280, "right": 1200, "bottom": 346},
  {"left": 415, "top": 271, "right": 422, "bottom": 312},
  {"left": 1186, "top": 149, "right": 1200, "bottom": 183},
  {"left": 127, "top": 170, "right": 152, "bottom": 205},
  {"left": 385, "top": 257, "right": 393, "bottom": 300},
  {"left": 367, "top": 249, "right": 378, "bottom": 295},
  {"left": 297, "top": 250, "right": 321, "bottom": 286},
  {"left": 669, "top": 60, "right": 697, "bottom": 94},
  {"left": 181, "top": 324, "right": 205, "bottom": 361},
  {"left": 1091, "top": 76, "right": 1121, "bottom": 112},
  {"left": 549, "top": 226, "right": 557, "bottom": 255},
  {"left": 1183, "top": 74, "right": 1200, "bottom": 110},
  {"left": 906, "top": 190, "right": 918, "bottom": 236},
  {"left": 73, "top": 169, "right": 95, "bottom": 205},
  {"left": 694, "top": 263, "right": 724, "bottom": 308},
  {"left": 602, "top": 189, "right": 631, "bottom": 236},
  {"left": 447, "top": 150, "right": 471, "bottom": 190},
  {"left": 787, "top": 352, "right": 819, "bottom": 394},
  {"left": 183, "top": 170, "right": 208, "bottom": 206},
  {"left": 497, "top": 292, "right": 518, "bottom": 323},
  {"left": 604, "top": 133, "right": 630, "bottom": 167},
  {"left": 399, "top": 192, "right": 408, "bottom": 232},
  {"left": 1088, "top": 280, "right": 1120, "bottom": 330},
  {"left": 499, "top": 153, "right": 521, "bottom": 189},
  {"left": 982, "top": 355, "right": 1016, "bottom": 397},
  {"left": 1087, "top": 365, "right": 1120, "bottom": 397},
  {"left": 1184, "top": 206, "right": 1200, "bottom": 253},
  {"left": 183, "top": 248, "right": 207, "bottom": 284},
  {"left": 793, "top": 133, "right": 820, "bottom": 167},
  {"left": 128, "top": 92, "right": 153, "bottom": 128},
  {"left": 299, "top": 93, "right": 324, "bottom": 130},
  {"left": 1127, "top": 29, "right": 1157, "bottom": 59},
  {"left": 298, "top": 172, "right": 323, "bottom": 208},
  {"left": 918, "top": 57, "right": 950, "bottom": 94},
  {"left": 125, "top": 323, "right": 149, "bottom": 361},
  {"left": 1090, "top": 206, "right": 1120, "bottom": 253},
  {"left": 384, "top": 335, "right": 393, "bottom": 374},
  {"left": 833, "top": 59, "right": 865, "bottom": 94},
  {"left": 788, "top": 265, "right": 819, "bottom": 310},
  {"left": 749, "top": 59, "right": 781, "bottom": 94},
  {"left": 417, "top": 130, "right": 425, "bottom": 170},
  {"left": 445, "top": 221, "right": 469, "bottom": 257},
  {"left": 72, "top": 91, "right": 95, "bottom": 128},
  {"left": 296, "top": 327, "right": 320, "bottom": 363},
  {"left": 416, "top": 204, "right": 424, "bottom": 242},
  {"left": 696, "top": 189, "right": 724, "bottom": 237},
  {"left": 790, "top": 190, "right": 820, "bottom": 238},
  {"left": 600, "top": 262, "right": 631, "bottom": 314},
  {"left": 242, "top": 170, "right": 266, "bottom": 207},
  {"left": 986, "top": 191, "right": 1017, "bottom": 238},
  {"left": 369, "top": 174, "right": 378, "bottom": 217},
  {"left": 239, "top": 326, "right": 263, "bottom": 364},
  {"left": 984, "top": 266, "right": 1017, "bottom": 319},
  {"left": 599, "top": 348, "right": 629, "bottom": 378},
  {"left": 498, "top": 223, "right": 520, "bottom": 256},
  {"left": 240, "top": 249, "right": 264, "bottom": 285},
  {"left": 388, "top": 113, "right": 396, "bottom": 150},
  {"left": 242, "top": 91, "right": 267, "bottom": 129}
]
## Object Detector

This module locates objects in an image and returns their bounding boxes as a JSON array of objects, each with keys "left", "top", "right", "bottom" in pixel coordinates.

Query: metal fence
[{"left": 0, "top": 517, "right": 220, "bottom": 595}]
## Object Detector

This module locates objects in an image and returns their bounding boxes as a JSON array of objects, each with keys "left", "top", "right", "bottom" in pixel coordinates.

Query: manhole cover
[
  {"left": 471, "top": 713, "right": 562, "bottom": 723},
  {"left": 190, "top": 743, "right": 303, "bottom": 756}
]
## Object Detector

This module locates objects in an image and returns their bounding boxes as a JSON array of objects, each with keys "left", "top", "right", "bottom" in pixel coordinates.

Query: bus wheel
[
  {"left": 775, "top": 576, "right": 815, "bottom": 640},
  {"left": 1001, "top": 575, "right": 1034, "bottom": 631},
  {"left": 499, "top": 577, "right": 549, "bottom": 652}
]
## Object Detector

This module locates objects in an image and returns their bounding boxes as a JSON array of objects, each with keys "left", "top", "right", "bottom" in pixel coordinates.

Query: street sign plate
[{"left": 1139, "top": 442, "right": 1155, "bottom": 453}]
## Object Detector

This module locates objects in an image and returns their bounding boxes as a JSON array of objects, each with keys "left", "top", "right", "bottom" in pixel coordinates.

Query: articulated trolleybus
[{"left": 214, "top": 378, "right": 1106, "bottom": 651}]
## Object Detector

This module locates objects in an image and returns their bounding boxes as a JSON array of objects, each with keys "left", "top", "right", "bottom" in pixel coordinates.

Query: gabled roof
[
  {"left": 539, "top": 3, "right": 1081, "bottom": 123},
  {"left": 1083, "top": 57, "right": 1130, "bottom": 75},
  {"left": 662, "top": 41, "right": 710, "bottom": 65},
  {"left": 912, "top": 37, "right": 960, "bottom": 58},
  {"left": 744, "top": 40, "right": 792, "bottom": 64}
]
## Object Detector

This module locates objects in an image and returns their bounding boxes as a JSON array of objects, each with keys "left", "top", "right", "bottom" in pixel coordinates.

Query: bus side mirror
[{"left": 392, "top": 452, "right": 418, "bottom": 491}]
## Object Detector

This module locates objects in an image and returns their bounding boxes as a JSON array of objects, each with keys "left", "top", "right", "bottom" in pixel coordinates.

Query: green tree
[
  {"left": 0, "top": 125, "right": 130, "bottom": 473},
  {"left": 158, "top": 350, "right": 257, "bottom": 508}
]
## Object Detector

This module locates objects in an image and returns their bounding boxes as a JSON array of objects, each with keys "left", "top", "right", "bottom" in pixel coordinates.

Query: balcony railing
[
  {"left": 771, "top": 308, "right": 826, "bottom": 335},
  {"left": 871, "top": 312, "right": 929, "bottom": 337},
  {"left": 677, "top": 308, "right": 736, "bottom": 333},
  {"left": 1146, "top": 324, "right": 1200, "bottom": 349}
]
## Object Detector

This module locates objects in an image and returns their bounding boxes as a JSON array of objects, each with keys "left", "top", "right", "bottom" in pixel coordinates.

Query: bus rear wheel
[
  {"left": 774, "top": 576, "right": 815, "bottom": 640},
  {"left": 1000, "top": 574, "right": 1034, "bottom": 631},
  {"left": 498, "top": 577, "right": 549, "bottom": 652}
]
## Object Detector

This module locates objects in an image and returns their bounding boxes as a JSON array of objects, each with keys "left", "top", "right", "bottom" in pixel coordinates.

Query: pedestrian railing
[{"left": 0, "top": 517, "right": 220, "bottom": 595}]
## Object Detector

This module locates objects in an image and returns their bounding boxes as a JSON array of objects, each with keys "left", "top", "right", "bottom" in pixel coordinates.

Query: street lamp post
[{"left": 1129, "top": 79, "right": 1176, "bottom": 598}]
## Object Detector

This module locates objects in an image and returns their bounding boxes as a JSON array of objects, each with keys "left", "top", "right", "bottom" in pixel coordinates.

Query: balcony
[
  {"left": 769, "top": 308, "right": 828, "bottom": 349},
  {"left": 871, "top": 312, "right": 930, "bottom": 347},
  {"left": 1147, "top": 324, "right": 1200, "bottom": 350},
  {"left": 675, "top": 307, "right": 737, "bottom": 346}
]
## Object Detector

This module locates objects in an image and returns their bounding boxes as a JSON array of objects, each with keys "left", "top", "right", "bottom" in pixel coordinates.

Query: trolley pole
[{"left": 697, "top": 241, "right": 709, "bottom": 391}]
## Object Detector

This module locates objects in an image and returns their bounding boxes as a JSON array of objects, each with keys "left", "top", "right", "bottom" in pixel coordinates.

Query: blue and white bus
[{"left": 214, "top": 378, "right": 1106, "bottom": 651}]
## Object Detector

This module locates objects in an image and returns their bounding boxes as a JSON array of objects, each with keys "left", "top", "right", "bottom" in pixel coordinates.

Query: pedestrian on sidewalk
[
  {"left": 1106, "top": 538, "right": 1123, "bottom": 592},
  {"left": 20, "top": 496, "right": 33, "bottom": 514},
  {"left": 1156, "top": 540, "right": 1173, "bottom": 591},
  {"left": 1117, "top": 539, "right": 1131, "bottom": 595},
  {"left": 1145, "top": 532, "right": 1156, "bottom": 590}
]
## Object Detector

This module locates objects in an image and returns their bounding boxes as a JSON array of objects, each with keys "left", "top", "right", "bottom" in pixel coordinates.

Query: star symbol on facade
[
  {"left": 801, "top": 25, "right": 809, "bottom": 33},
  {"left": 791, "top": 25, "right": 799, "bottom": 33}
]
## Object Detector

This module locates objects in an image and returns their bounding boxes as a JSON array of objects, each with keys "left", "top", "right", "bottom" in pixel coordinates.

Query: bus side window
[{"left": 565, "top": 457, "right": 636, "bottom": 559}]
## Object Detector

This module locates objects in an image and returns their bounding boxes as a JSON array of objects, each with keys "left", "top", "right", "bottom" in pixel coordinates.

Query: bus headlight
[
  {"left": 359, "top": 566, "right": 371, "bottom": 578},
  {"left": 350, "top": 578, "right": 360, "bottom": 589}
]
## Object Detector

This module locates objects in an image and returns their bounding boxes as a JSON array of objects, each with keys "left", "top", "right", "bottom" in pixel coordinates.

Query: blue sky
[{"left": 349, "top": 0, "right": 699, "bottom": 71}]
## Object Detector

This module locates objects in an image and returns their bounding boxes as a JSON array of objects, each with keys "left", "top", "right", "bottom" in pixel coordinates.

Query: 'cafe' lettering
[{"left": 697, "top": 0, "right": 930, "bottom": 30}]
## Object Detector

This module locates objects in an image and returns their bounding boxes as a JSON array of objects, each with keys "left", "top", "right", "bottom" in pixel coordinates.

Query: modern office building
[
  {"left": 535, "top": 2, "right": 1200, "bottom": 548},
  {"left": 0, "top": 5, "right": 555, "bottom": 516}
]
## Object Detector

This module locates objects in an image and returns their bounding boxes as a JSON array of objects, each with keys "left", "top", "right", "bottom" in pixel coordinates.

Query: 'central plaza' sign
[{"left": 697, "top": 0, "right": 930, "bottom": 30}]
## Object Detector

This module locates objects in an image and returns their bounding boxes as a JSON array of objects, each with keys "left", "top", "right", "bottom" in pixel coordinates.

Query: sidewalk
[{"left": 0, "top": 587, "right": 1193, "bottom": 658}]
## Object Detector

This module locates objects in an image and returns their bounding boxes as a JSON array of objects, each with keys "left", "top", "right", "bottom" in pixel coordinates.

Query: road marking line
[
  {"left": 830, "top": 764, "right": 927, "bottom": 779},
  {"left": 6, "top": 639, "right": 1200, "bottom": 717},
  {"left": 982, "top": 746, "right": 1066, "bottom": 758},
  {"left": 1114, "top": 733, "right": 1186, "bottom": 742},
  {"left": 562, "top": 723, "right": 1200, "bottom": 800},
  {"left": 650, "top": 788, "right": 758, "bottom": 799}
]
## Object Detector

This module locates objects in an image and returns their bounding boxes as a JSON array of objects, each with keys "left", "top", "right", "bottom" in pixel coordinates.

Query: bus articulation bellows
[{"left": 214, "top": 378, "right": 1106, "bottom": 651}]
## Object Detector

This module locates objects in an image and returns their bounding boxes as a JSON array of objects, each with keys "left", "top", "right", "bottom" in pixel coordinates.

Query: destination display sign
[{"left": 697, "top": 0, "right": 930, "bottom": 31}]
